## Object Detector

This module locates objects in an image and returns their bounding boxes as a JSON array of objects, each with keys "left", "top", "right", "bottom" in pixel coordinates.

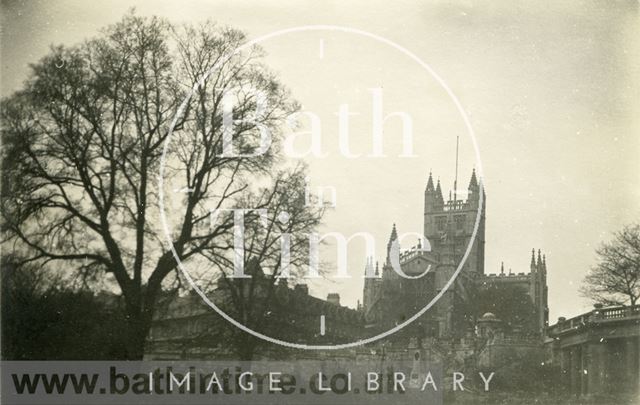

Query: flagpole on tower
[{"left": 453, "top": 135, "right": 459, "bottom": 204}]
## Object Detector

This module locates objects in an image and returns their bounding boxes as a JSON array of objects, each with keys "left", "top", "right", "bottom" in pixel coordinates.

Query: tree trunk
[
  {"left": 236, "top": 333, "right": 256, "bottom": 361},
  {"left": 124, "top": 312, "right": 152, "bottom": 360},
  {"left": 121, "top": 291, "right": 157, "bottom": 360},
  {"left": 120, "top": 267, "right": 166, "bottom": 360}
]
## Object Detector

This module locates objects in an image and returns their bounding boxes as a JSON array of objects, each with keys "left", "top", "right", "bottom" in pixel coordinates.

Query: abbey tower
[{"left": 423, "top": 169, "right": 485, "bottom": 277}]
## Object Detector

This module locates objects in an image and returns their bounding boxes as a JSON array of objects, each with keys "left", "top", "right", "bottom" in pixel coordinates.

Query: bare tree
[
  {"left": 195, "top": 169, "right": 323, "bottom": 359},
  {"left": 580, "top": 224, "right": 640, "bottom": 306},
  {"left": 1, "top": 12, "right": 315, "bottom": 359}
]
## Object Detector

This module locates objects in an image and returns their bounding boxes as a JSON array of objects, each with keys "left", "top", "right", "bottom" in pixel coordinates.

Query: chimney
[
  {"left": 294, "top": 284, "right": 309, "bottom": 295},
  {"left": 327, "top": 293, "right": 340, "bottom": 306}
]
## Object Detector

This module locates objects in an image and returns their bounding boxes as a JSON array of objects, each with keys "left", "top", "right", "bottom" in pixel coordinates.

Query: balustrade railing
[{"left": 548, "top": 305, "right": 640, "bottom": 335}]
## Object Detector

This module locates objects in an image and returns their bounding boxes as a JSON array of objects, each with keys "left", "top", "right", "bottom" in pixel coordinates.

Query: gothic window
[
  {"left": 455, "top": 215, "right": 465, "bottom": 230},
  {"left": 436, "top": 216, "right": 446, "bottom": 231}
]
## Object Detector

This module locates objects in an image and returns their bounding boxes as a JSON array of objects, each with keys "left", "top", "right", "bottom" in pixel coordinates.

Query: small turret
[
  {"left": 386, "top": 223, "right": 399, "bottom": 265},
  {"left": 425, "top": 172, "right": 442, "bottom": 212},
  {"left": 364, "top": 256, "right": 374, "bottom": 278}
]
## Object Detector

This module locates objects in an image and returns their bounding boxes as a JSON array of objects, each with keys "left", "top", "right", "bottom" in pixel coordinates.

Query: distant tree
[
  {"left": 1, "top": 255, "right": 129, "bottom": 359},
  {"left": 1, "top": 12, "right": 315, "bottom": 359},
  {"left": 581, "top": 224, "right": 640, "bottom": 306},
  {"left": 466, "top": 284, "right": 538, "bottom": 335}
]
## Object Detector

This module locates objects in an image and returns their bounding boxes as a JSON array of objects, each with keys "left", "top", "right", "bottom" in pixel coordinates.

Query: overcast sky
[{"left": 2, "top": 0, "right": 639, "bottom": 321}]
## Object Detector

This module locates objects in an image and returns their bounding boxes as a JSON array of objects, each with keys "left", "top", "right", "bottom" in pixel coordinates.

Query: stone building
[
  {"left": 145, "top": 284, "right": 363, "bottom": 360},
  {"left": 363, "top": 171, "right": 549, "bottom": 343},
  {"left": 546, "top": 304, "right": 640, "bottom": 397}
]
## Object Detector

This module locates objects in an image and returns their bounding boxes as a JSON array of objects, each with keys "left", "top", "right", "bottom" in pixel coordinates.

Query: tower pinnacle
[
  {"left": 530, "top": 249, "right": 536, "bottom": 268},
  {"left": 426, "top": 171, "right": 435, "bottom": 191},
  {"left": 390, "top": 223, "right": 398, "bottom": 242},
  {"left": 537, "top": 249, "right": 542, "bottom": 266},
  {"left": 468, "top": 168, "right": 478, "bottom": 189},
  {"left": 435, "top": 179, "right": 443, "bottom": 202}
]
